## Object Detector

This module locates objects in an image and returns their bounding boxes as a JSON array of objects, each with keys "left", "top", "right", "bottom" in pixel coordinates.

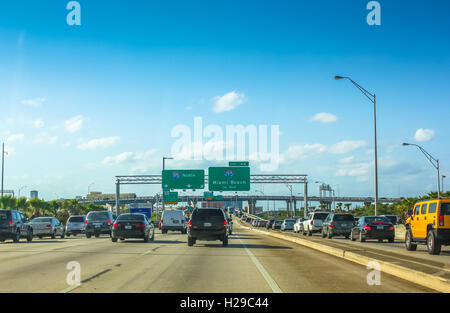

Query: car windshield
[
  {"left": 333, "top": 214, "right": 354, "bottom": 221},
  {"left": 313, "top": 213, "right": 329, "bottom": 220},
  {"left": 192, "top": 209, "right": 225, "bottom": 223},
  {"left": 32, "top": 217, "right": 52, "bottom": 223},
  {"left": 68, "top": 216, "right": 84, "bottom": 223},
  {"left": 440, "top": 203, "right": 450, "bottom": 215},
  {"left": 365, "top": 217, "right": 390, "bottom": 224},
  {"left": 117, "top": 214, "right": 145, "bottom": 221},
  {"left": 87, "top": 212, "right": 110, "bottom": 221}
]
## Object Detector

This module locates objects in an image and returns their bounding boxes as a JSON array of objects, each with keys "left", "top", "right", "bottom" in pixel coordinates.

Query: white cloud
[
  {"left": 77, "top": 136, "right": 120, "bottom": 150},
  {"left": 6, "top": 134, "right": 24, "bottom": 143},
  {"left": 102, "top": 152, "right": 133, "bottom": 165},
  {"left": 34, "top": 132, "right": 58, "bottom": 145},
  {"left": 311, "top": 112, "right": 338, "bottom": 124},
  {"left": 34, "top": 119, "right": 45, "bottom": 128},
  {"left": 414, "top": 128, "right": 435, "bottom": 142},
  {"left": 213, "top": 91, "right": 246, "bottom": 113},
  {"left": 328, "top": 140, "right": 367, "bottom": 154},
  {"left": 65, "top": 115, "right": 85, "bottom": 133},
  {"left": 280, "top": 144, "right": 327, "bottom": 163},
  {"left": 22, "top": 97, "right": 46, "bottom": 107},
  {"left": 339, "top": 156, "right": 355, "bottom": 164}
]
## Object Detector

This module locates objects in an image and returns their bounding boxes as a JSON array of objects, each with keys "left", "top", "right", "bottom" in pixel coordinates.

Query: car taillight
[
  {"left": 224, "top": 220, "right": 227, "bottom": 227},
  {"left": 310, "top": 220, "right": 313, "bottom": 225},
  {"left": 113, "top": 222, "right": 119, "bottom": 228},
  {"left": 107, "top": 219, "right": 111, "bottom": 225},
  {"left": 46, "top": 224, "right": 51, "bottom": 228},
  {"left": 188, "top": 220, "right": 192, "bottom": 228},
  {"left": 85, "top": 220, "right": 88, "bottom": 224},
  {"left": 8, "top": 221, "right": 13, "bottom": 227},
  {"left": 439, "top": 214, "right": 444, "bottom": 226},
  {"left": 136, "top": 223, "right": 145, "bottom": 228},
  {"left": 388, "top": 227, "right": 394, "bottom": 231},
  {"left": 364, "top": 225, "right": 372, "bottom": 231},
  {"left": 330, "top": 222, "right": 335, "bottom": 228}
]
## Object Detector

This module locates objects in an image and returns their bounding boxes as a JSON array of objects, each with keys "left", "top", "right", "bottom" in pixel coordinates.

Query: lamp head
[
  {"left": 402, "top": 143, "right": 410, "bottom": 146},
  {"left": 334, "top": 75, "right": 346, "bottom": 80}
]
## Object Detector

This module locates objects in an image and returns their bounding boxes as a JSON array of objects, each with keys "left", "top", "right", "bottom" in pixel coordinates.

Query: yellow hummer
[{"left": 405, "top": 198, "right": 450, "bottom": 255}]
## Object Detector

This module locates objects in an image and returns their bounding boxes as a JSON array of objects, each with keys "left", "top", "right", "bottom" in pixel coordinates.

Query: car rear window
[
  {"left": 87, "top": 212, "right": 110, "bottom": 221},
  {"left": 313, "top": 213, "right": 329, "bottom": 220},
  {"left": 32, "top": 217, "right": 52, "bottom": 223},
  {"left": 68, "top": 216, "right": 84, "bottom": 223},
  {"left": 440, "top": 203, "right": 450, "bottom": 215},
  {"left": 0, "top": 211, "right": 10, "bottom": 221},
  {"left": 285, "top": 219, "right": 296, "bottom": 223},
  {"left": 117, "top": 214, "right": 145, "bottom": 221},
  {"left": 333, "top": 214, "right": 354, "bottom": 221},
  {"left": 192, "top": 209, "right": 225, "bottom": 222},
  {"left": 365, "top": 216, "right": 390, "bottom": 224}
]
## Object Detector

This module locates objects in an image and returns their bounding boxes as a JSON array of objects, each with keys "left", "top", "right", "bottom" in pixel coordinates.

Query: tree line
[{"left": 0, "top": 196, "right": 106, "bottom": 223}]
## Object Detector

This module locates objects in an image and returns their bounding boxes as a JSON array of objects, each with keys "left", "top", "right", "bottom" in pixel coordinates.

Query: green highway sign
[
  {"left": 208, "top": 167, "right": 250, "bottom": 191},
  {"left": 213, "top": 195, "right": 224, "bottom": 201},
  {"left": 229, "top": 161, "right": 249, "bottom": 167},
  {"left": 162, "top": 170, "right": 205, "bottom": 190},
  {"left": 203, "top": 191, "right": 214, "bottom": 200},
  {"left": 163, "top": 190, "right": 178, "bottom": 204}
]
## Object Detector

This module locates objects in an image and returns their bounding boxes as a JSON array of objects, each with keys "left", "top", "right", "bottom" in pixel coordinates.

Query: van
[
  {"left": 405, "top": 198, "right": 450, "bottom": 255},
  {"left": 161, "top": 209, "right": 186, "bottom": 234}
]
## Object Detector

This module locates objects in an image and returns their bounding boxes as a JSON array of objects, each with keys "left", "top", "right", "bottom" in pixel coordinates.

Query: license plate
[
  {"left": 125, "top": 225, "right": 132, "bottom": 230},
  {"left": 204, "top": 222, "right": 212, "bottom": 227},
  {"left": 173, "top": 220, "right": 178, "bottom": 224},
  {"left": 377, "top": 226, "right": 384, "bottom": 230}
]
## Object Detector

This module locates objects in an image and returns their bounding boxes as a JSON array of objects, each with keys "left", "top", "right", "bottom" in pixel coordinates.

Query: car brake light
[
  {"left": 188, "top": 220, "right": 192, "bottom": 228},
  {"left": 310, "top": 220, "right": 313, "bottom": 225},
  {"left": 85, "top": 220, "right": 88, "bottom": 224},
  {"left": 364, "top": 225, "right": 372, "bottom": 231},
  {"left": 113, "top": 222, "right": 119, "bottom": 228},
  {"left": 330, "top": 222, "right": 335, "bottom": 228},
  {"left": 136, "top": 223, "right": 145, "bottom": 228},
  {"left": 8, "top": 221, "right": 13, "bottom": 227},
  {"left": 439, "top": 214, "right": 444, "bottom": 226},
  {"left": 107, "top": 219, "right": 111, "bottom": 225},
  {"left": 224, "top": 220, "right": 227, "bottom": 227},
  {"left": 388, "top": 227, "right": 394, "bottom": 231}
]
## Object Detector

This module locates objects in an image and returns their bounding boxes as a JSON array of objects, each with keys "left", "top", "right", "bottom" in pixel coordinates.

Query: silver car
[
  {"left": 30, "top": 217, "right": 65, "bottom": 239},
  {"left": 66, "top": 215, "right": 86, "bottom": 236}
]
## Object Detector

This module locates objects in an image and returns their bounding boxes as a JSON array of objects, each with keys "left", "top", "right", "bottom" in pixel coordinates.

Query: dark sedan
[
  {"left": 111, "top": 213, "right": 155, "bottom": 242},
  {"left": 272, "top": 220, "right": 282, "bottom": 230},
  {"left": 350, "top": 216, "right": 395, "bottom": 243}
]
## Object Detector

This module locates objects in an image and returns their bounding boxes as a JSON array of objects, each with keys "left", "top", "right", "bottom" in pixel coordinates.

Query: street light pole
[
  {"left": 403, "top": 143, "right": 441, "bottom": 199},
  {"left": 162, "top": 157, "right": 174, "bottom": 212},
  {"left": 1, "top": 143, "right": 5, "bottom": 198},
  {"left": 443, "top": 175, "right": 446, "bottom": 194},
  {"left": 335, "top": 76, "right": 379, "bottom": 215}
]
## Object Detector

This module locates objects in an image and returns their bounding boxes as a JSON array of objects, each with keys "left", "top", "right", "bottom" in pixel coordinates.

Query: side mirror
[{"left": 407, "top": 209, "right": 413, "bottom": 217}]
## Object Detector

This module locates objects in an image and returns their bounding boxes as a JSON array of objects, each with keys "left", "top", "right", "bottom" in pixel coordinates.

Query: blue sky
[{"left": 0, "top": 0, "right": 449, "bottom": 205}]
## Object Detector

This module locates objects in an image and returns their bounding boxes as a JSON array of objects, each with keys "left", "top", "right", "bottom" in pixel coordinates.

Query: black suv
[
  {"left": 187, "top": 208, "right": 228, "bottom": 246},
  {"left": 0, "top": 210, "right": 33, "bottom": 243},
  {"left": 85, "top": 211, "right": 116, "bottom": 238}
]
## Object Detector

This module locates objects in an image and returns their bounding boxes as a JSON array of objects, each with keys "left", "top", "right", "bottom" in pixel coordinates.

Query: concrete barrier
[{"left": 238, "top": 220, "right": 450, "bottom": 293}]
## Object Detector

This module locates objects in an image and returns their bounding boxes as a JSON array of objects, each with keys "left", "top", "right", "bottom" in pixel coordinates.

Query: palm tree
[
  {"left": 0, "top": 195, "right": 16, "bottom": 210},
  {"left": 344, "top": 203, "right": 351, "bottom": 211}
]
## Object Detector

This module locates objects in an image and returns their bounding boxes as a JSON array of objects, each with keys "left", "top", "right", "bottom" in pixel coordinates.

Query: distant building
[
  {"left": 30, "top": 190, "right": 38, "bottom": 200},
  {"left": 86, "top": 192, "right": 136, "bottom": 200}
]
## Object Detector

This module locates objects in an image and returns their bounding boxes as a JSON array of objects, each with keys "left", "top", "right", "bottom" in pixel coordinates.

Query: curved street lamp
[
  {"left": 402, "top": 143, "right": 441, "bottom": 199},
  {"left": 335, "top": 75, "right": 379, "bottom": 215}
]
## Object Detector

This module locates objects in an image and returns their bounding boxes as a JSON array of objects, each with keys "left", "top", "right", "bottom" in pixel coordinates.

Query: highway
[{"left": 0, "top": 220, "right": 433, "bottom": 293}]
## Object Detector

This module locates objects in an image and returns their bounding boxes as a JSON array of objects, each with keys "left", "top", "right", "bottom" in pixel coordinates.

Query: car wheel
[
  {"left": 222, "top": 236, "right": 228, "bottom": 247},
  {"left": 388, "top": 237, "right": 394, "bottom": 243},
  {"left": 378, "top": 239, "right": 383, "bottom": 243},
  {"left": 61, "top": 232, "right": 65, "bottom": 239},
  {"left": 95, "top": 233, "right": 100, "bottom": 238},
  {"left": 359, "top": 232, "right": 365, "bottom": 242},
  {"left": 38, "top": 235, "right": 43, "bottom": 239},
  {"left": 112, "top": 237, "right": 118, "bottom": 242},
  {"left": 308, "top": 228, "right": 312, "bottom": 236},
  {"left": 150, "top": 232, "right": 155, "bottom": 242},
  {"left": 13, "top": 229, "right": 21, "bottom": 243},
  {"left": 350, "top": 231, "right": 355, "bottom": 241},
  {"left": 405, "top": 230, "right": 417, "bottom": 251},
  {"left": 143, "top": 234, "right": 149, "bottom": 242},
  {"left": 321, "top": 229, "right": 326, "bottom": 238},
  {"left": 51, "top": 231, "right": 56, "bottom": 239},
  {"left": 427, "top": 230, "right": 441, "bottom": 255},
  {"left": 327, "top": 231, "right": 333, "bottom": 239},
  {"left": 86, "top": 233, "right": 92, "bottom": 238},
  {"left": 66, "top": 233, "right": 70, "bottom": 237},
  {"left": 188, "top": 236, "right": 194, "bottom": 246},
  {"left": 27, "top": 229, "right": 33, "bottom": 242},
  {"left": 120, "top": 238, "right": 125, "bottom": 241}
]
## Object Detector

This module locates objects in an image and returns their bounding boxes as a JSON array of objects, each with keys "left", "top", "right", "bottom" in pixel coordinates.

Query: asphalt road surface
[{"left": 0, "top": 221, "right": 433, "bottom": 293}]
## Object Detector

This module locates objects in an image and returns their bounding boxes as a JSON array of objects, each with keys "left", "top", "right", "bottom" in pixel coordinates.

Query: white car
[
  {"left": 302, "top": 212, "right": 329, "bottom": 236},
  {"left": 161, "top": 209, "right": 186, "bottom": 234},
  {"left": 293, "top": 218, "right": 305, "bottom": 233}
]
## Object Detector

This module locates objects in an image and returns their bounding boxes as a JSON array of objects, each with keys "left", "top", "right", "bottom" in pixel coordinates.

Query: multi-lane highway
[{"left": 0, "top": 220, "right": 433, "bottom": 293}]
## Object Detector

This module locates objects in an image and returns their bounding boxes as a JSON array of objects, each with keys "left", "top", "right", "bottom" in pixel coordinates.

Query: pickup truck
[{"left": 302, "top": 212, "right": 330, "bottom": 236}]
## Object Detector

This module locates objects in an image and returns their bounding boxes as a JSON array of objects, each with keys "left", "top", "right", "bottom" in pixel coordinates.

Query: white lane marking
[
  {"left": 237, "top": 237, "right": 283, "bottom": 293},
  {"left": 58, "top": 283, "right": 82, "bottom": 293}
]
